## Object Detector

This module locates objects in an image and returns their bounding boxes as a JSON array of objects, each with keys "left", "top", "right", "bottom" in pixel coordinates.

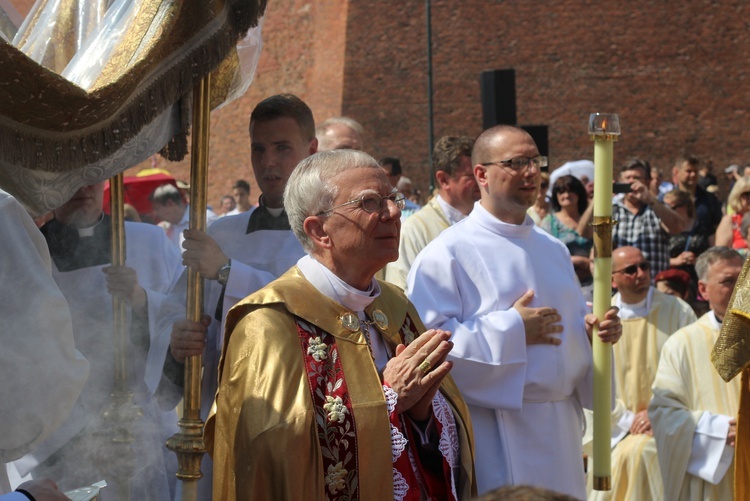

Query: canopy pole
[
  {"left": 102, "top": 171, "right": 140, "bottom": 500},
  {"left": 166, "top": 73, "right": 211, "bottom": 501}
]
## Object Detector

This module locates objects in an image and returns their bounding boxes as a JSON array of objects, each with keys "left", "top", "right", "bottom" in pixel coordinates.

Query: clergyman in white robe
[
  {"left": 0, "top": 189, "right": 89, "bottom": 495},
  {"left": 16, "top": 216, "right": 184, "bottom": 499},
  {"left": 407, "top": 201, "right": 598, "bottom": 499},
  {"left": 649, "top": 312, "right": 741, "bottom": 501}
]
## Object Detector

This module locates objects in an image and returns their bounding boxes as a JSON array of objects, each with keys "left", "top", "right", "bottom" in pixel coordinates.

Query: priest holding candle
[{"left": 407, "top": 124, "right": 622, "bottom": 499}]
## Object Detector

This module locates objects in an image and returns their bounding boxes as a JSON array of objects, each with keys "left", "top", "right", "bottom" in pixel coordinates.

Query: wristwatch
[{"left": 217, "top": 259, "right": 231, "bottom": 286}]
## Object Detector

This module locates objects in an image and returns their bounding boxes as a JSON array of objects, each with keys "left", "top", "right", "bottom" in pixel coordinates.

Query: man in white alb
[
  {"left": 158, "top": 94, "right": 315, "bottom": 499},
  {"left": 649, "top": 246, "right": 743, "bottom": 500},
  {"left": 407, "top": 125, "right": 622, "bottom": 499}
]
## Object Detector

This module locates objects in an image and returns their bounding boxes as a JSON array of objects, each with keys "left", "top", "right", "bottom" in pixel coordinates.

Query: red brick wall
[
  {"left": 10, "top": 0, "right": 750, "bottom": 207},
  {"left": 345, "top": 0, "right": 750, "bottom": 199}
]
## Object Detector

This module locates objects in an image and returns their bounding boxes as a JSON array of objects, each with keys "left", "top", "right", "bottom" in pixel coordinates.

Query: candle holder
[{"left": 589, "top": 112, "right": 620, "bottom": 491}]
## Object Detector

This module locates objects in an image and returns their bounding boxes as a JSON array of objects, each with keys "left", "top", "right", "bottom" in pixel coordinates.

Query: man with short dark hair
[
  {"left": 225, "top": 179, "right": 252, "bottom": 215},
  {"left": 384, "top": 135, "right": 478, "bottom": 289},
  {"left": 612, "top": 158, "right": 685, "bottom": 276},
  {"left": 379, "top": 157, "right": 420, "bottom": 219},
  {"left": 159, "top": 94, "right": 315, "bottom": 499},
  {"left": 672, "top": 154, "right": 722, "bottom": 241},
  {"left": 650, "top": 247, "right": 743, "bottom": 500}
]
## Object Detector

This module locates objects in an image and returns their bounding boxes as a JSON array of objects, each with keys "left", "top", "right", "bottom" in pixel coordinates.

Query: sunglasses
[{"left": 613, "top": 261, "right": 651, "bottom": 276}]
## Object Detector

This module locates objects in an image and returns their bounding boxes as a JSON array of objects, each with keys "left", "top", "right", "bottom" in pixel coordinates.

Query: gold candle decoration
[
  {"left": 588, "top": 112, "right": 620, "bottom": 491},
  {"left": 166, "top": 74, "right": 211, "bottom": 501}
]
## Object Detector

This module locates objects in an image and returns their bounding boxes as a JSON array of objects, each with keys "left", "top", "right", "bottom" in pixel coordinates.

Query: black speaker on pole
[
  {"left": 481, "top": 69, "right": 517, "bottom": 128},
  {"left": 522, "top": 125, "right": 549, "bottom": 160}
]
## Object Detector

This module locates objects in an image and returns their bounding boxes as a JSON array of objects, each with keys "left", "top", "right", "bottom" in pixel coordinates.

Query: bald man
[
  {"left": 588, "top": 247, "right": 695, "bottom": 500},
  {"left": 408, "top": 125, "right": 622, "bottom": 498}
]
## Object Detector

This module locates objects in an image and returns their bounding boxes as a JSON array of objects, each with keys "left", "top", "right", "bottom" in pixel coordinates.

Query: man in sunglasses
[
  {"left": 592, "top": 246, "right": 696, "bottom": 500},
  {"left": 650, "top": 247, "right": 743, "bottom": 500},
  {"left": 407, "top": 125, "right": 622, "bottom": 498}
]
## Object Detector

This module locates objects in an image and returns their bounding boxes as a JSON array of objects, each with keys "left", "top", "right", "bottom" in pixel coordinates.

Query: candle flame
[{"left": 601, "top": 118, "right": 607, "bottom": 130}]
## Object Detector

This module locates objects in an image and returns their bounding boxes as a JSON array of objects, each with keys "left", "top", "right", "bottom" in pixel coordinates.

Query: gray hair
[
  {"left": 284, "top": 149, "right": 381, "bottom": 252},
  {"left": 150, "top": 183, "right": 183, "bottom": 205},
  {"left": 695, "top": 246, "right": 743, "bottom": 281},
  {"left": 315, "top": 117, "right": 364, "bottom": 150}
]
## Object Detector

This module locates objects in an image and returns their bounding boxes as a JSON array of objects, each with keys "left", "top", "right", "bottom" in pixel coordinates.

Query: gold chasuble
[
  {"left": 205, "top": 266, "right": 475, "bottom": 500},
  {"left": 591, "top": 291, "right": 695, "bottom": 501}
]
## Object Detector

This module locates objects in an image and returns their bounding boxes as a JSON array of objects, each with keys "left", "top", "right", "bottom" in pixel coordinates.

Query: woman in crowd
[
  {"left": 715, "top": 176, "right": 750, "bottom": 252},
  {"left": 527, "top": 172, "right": 550, "bottom": 225},
  {"left": 540, "top": 174, "right": 594, "bottom": 283}
]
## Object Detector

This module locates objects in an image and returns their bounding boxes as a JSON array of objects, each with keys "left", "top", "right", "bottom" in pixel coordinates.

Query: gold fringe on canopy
[{"left": 0, "top": 0, "right": 266, "bottom": 173}]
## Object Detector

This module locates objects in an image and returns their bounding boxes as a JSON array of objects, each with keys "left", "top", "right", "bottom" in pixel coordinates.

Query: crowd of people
[{"left": 2, "top": 91, "right": 747, "bottom": 501}]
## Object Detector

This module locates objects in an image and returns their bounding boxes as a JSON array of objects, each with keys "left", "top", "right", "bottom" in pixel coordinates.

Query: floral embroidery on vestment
[{"left": 295, "top": 318, "right": 358, "bottom": 500}]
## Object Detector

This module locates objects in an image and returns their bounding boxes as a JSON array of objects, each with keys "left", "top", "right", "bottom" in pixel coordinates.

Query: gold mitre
[{"left": 712, "top": 257, "right": 750, "bottom": 382}]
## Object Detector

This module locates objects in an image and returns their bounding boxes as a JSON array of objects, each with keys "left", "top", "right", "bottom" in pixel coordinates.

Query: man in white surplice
[
  {"left": 407, "top": 125, "right": 622, "bottom": 499},
  {"left": 156, "top": 94, "right": 315, "bottom": 499},
  {"left": 649, "top": 246, "right": 743, "bottom": 500},
  {"left": 0, "top": 188, "right": 89, "bottom": 500},
  {"left": 18, "top": 181, "right": 184, "bottom": 499}
]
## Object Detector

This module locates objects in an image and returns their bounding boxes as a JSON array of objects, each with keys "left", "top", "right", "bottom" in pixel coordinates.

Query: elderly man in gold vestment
[{"left": 205, "top": 149, "right": 475, "bottom": 500}]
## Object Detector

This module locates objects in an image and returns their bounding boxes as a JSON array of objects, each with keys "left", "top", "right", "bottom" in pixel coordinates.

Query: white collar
[
  {"left": 76, "top": 212, "right": 105, "bottom": 237},
  {"left": 709, "top": 310, "right": 722, "bottom": 330},
  {"left": 296, "top": 254, "right": 381, "bottom": 312},
  {"left": 613, "top": 287, "right": 654, "bottom": 320},
  {"left": 436, "top": 194, "right": 468, "bottom": 225},
  {"left": 472, "top": 200, "right": 534, "bottom": 238}
]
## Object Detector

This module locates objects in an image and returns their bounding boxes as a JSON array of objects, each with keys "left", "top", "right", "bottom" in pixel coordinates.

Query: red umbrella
[{"left": 102, "top": 173, "right": 178, "bottom": 217}]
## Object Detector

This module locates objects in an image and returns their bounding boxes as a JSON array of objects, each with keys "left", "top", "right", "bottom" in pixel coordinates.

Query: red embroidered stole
[{"left": 295, "top": 313, "right": 459, "bottom": 500}]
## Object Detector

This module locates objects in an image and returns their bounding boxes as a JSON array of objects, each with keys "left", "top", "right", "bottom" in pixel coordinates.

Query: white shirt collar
[
  {"left": 76, "top": 212, "right": 105, "bottom": 237},
  {"left": 709, "top": 310, "right": 722, "bottom": 330},
  {"left": 436, "top": 194, "right": 467, "bottom": 226},
  {"left": 614, "top": 287, "right": 654, "bottom": 320},
  {"left": 296, "top": 254, "right": 381, "bottom": 312}
]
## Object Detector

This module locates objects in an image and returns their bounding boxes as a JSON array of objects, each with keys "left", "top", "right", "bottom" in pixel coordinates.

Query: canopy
[{"left": 0, "top": 0, "right": 265, "bottom": 215}]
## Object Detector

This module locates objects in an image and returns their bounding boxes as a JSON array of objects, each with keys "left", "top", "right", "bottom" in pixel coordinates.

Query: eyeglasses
[
  {"left": 318, "top": 192, "right": 406, "bottom": 215},
  {"left": 613, "top": 261, "right": 651, "bottom": 276},
  {"left": 481, "top": 156, "right": 548, "bottom": 172}
]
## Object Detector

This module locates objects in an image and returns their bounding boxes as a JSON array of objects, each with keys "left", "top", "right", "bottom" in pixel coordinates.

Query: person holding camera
[{"left": 612, "top": 159, "right": 686, "bottom": 277}]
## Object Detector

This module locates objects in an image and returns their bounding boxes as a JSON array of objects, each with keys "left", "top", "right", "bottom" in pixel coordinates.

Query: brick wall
[{"left": 10, "top": 0, "right": 750, "bottom": 207}]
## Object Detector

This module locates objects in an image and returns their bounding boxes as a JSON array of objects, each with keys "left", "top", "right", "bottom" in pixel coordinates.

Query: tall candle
[
  {"left": 592, "top": 138, "right": 613, "bottom": 490},
  {"left": 589, "top": 113, "right": 619, "bottom": 491}
]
